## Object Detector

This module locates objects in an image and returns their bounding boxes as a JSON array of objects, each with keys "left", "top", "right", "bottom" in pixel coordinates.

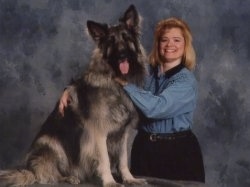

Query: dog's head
[{"left": 87, "top": 5, "right": 146, "bottom": 86}]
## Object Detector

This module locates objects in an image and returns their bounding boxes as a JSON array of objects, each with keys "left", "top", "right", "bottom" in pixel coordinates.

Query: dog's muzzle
[{"left": 117, "top": 50, "right": 131, "bottom": 62}]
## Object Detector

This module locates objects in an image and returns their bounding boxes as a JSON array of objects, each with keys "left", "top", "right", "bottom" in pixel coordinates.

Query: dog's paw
[
  {"left": 63, "top": 176, "right": 81, "bottom": 184},
  {"left": 104, "top": 181, "right": 124, "bottom": 187},
  {"left": 124, "top": 178, "right": 147, "bottom": 185}
]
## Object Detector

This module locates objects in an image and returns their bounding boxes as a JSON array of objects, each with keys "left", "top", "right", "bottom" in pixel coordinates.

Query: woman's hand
[
  {"left": 114, "top": 77, "right": 128, "bottom": 86},
  {"left": 58, "top": 89, "right": 71, "bottom": 116}
]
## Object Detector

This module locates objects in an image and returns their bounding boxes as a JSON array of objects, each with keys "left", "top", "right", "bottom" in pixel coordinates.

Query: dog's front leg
[
  {"left": 119, "top": 129, "right": 147, "bottom": 185},
  {"left": 95, "top": 134, "right": 123, "bottom": 187}
]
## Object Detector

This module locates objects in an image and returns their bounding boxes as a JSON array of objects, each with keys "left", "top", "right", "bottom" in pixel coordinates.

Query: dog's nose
[
  {"left": 119, "top": 58, "right": 128, "bottom": 63},
  {"left": 118, "top": 50, "right": 129, "bottom": 61}
]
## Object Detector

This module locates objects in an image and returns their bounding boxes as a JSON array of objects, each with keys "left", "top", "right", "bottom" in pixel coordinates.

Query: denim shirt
[{"left": 123, "top": 64, "right": 197, "bottom": 133}]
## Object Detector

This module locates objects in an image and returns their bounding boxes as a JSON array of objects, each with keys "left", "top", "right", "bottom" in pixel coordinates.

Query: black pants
[{"left": 130, "top": 130, "right": 205, "bottom": 182}]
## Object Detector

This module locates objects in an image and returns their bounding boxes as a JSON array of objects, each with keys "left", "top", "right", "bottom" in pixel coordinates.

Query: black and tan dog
[{"left": 0, "top": 5, "right": 147, "bottom": 187}]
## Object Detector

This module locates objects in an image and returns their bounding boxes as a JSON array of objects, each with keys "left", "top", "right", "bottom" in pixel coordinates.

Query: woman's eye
[{"left": 160, "top": 39, "right": 168, "bottom": 43}]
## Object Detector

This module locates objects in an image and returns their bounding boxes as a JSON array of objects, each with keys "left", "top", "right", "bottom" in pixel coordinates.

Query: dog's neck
[
  {"left": 84, "top": 71, "right": 114, "bottom": 88},
  {"left": 83, "top": 54, "right": 115, "bottom": 88}
]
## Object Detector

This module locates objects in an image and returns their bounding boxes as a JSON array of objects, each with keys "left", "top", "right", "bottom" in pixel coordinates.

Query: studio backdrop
[{"left": 0, "top": 0, "right": 250, "bottom": 187}]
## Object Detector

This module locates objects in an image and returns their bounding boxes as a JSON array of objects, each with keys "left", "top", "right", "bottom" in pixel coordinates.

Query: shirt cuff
[{"left": 123, "top": 83, "right": 138, "bottom": 93}]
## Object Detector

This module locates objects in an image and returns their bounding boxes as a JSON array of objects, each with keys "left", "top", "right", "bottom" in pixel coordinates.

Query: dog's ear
[
  {"left": 87, "top": 21, "right": 108, "bottom": 42},
  {"left": 119, "top": 4, "right": 140, "bottom": 34}
]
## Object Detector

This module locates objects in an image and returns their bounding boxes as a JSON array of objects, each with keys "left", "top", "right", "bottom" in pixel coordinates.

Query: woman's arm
[{"left": 123, "top": 79, "right": 197, "bottom": 119}]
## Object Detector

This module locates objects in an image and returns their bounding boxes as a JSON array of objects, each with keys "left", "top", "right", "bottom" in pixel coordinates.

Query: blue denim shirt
[{"left": 123, "top": 64, "right": 197, "bottom": 133}]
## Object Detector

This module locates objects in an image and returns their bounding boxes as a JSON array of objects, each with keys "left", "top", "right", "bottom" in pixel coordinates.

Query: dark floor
[{"left": 21, "top": 177, "right": 208, "bottom": 187}]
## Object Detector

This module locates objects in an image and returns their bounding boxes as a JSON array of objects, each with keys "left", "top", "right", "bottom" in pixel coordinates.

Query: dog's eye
[
  {"left": 122, "top": 33, "right": 137, "bottom": 50},
  {"left": 122, "top": 33, "right": 136, "bottom": 45},
  {"left": 122, "top": 33, "right": 129, "bottom": 41},
  {"left": 107, "top": 36, "right": 115, "bottom": 44}
]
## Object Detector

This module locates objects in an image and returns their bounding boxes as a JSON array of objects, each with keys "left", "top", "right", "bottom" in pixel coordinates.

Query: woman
[{"left": 115, "top": 17, "right": 205, "bottom": 182}]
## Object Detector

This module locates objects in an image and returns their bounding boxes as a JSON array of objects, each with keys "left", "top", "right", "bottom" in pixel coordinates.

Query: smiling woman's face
[{"left": 159, "top": 27, "right": 185, "bottom": 64}]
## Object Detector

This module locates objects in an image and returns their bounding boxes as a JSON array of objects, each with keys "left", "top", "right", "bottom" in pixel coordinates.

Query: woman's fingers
[{"left": 58, "top": 90, "right": 70, "bottom": 116}]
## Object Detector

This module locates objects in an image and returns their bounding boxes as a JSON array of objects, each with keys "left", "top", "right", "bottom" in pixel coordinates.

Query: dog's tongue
[{"left": 119, "top": 60, "right": 129, "bottom": 74}]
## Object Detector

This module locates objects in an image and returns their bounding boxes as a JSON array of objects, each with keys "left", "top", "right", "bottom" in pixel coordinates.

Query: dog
[{"left": 0, "top": 4, "right": 147, "bottom": 187}]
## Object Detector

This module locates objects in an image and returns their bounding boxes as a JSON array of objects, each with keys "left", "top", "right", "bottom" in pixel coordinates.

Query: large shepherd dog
[{"left": 0, "top": 5, "right": 147, "bottom": 187}]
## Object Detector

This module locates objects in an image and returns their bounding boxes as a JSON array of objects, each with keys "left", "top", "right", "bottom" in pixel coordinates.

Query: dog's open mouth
[{"left": 119, "top": 58, "right": 129, "bottom": 75}]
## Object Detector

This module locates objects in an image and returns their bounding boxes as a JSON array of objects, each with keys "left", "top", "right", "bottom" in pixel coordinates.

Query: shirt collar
[{"left": 163, "top": 63, "right": 184, "bottom": 78}]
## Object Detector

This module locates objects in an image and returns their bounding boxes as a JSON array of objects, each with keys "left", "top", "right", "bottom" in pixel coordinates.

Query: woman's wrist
[
  {"left": 121, "top": 80, "right": 128, "bottom": 86},
  {"left": 114, "top": 77, "right": 128, "bottom": 86}
]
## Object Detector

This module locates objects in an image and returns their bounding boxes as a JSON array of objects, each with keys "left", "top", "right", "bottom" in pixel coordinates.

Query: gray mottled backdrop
[{"left": 0, "top": 0, "right": 249, "bottom": 187}]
